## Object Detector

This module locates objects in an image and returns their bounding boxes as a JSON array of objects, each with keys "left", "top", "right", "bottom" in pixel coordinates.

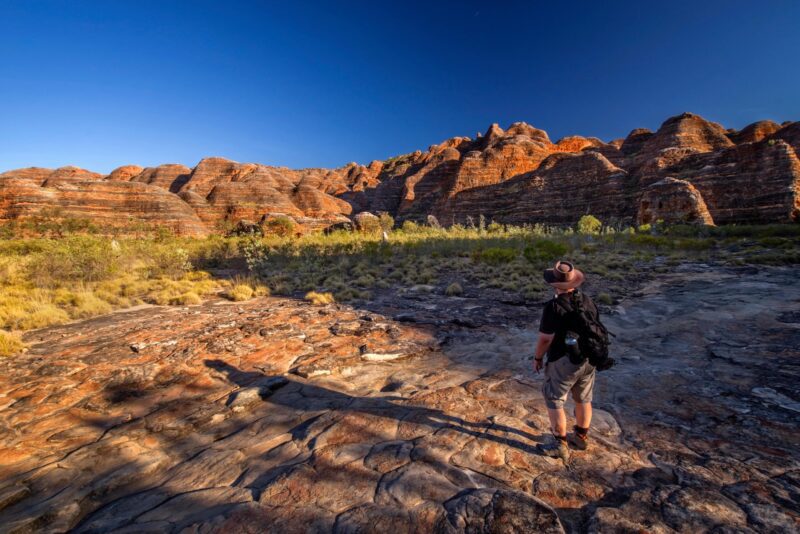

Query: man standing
[{"left": 533, "top": 260, "right": 598, "bottom": 460}]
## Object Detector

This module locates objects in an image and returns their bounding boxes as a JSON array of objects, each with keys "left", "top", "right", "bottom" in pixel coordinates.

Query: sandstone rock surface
[
  {"left": 347, "top": 112, "right": 799, "bottom": 226},
  {"left": 0, "top": 178, "right": 209, "bottom": 236},
  {"left": 1, "top": 112, "right": 799, "bottom": 233},
  {"left": 637, "top": 177, "right": 714, "bottom": 225},
  {"left": 0, "top": 166, "right": 103, "bottom": 187},
  {"left": 106, "top": 165, "right": 144, "bottom": 182},
  {"left": 129, "top": 164, "right": 192, "bottom": 192},
  {"left": 728, "top": 120, "right": 782, "bottom": 144},
  {"left": 0, "top": 266, "right": 798, "bottom": 532}
]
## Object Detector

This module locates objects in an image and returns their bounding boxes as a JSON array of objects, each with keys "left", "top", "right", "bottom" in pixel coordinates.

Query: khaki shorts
[{"left": 542, "top": 356, "right": 596, "bottom": 409}]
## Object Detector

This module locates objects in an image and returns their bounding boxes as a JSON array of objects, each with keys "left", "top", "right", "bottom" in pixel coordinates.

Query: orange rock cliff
[{"left": 1, "top": 112, "right": 798, "bottom": 235}]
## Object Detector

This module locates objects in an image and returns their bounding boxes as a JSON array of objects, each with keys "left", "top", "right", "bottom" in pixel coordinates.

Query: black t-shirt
[{"left": 539, "top": 291, "right": 598, "bottom": 362}]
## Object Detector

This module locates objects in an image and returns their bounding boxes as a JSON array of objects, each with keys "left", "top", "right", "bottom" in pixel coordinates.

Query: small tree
[
  {"left": 378, "top": 212, "right": 395, "bottom": 232},
  {"left": 355, "top": 212, "right": 382, "bottom": 233},
  {"left": 262, "top": 216, "right": 295, "bottom": 237},
  {"left": 402, "top": 220, "right": 419, "bottom": 233},
  {"left": 577, "top": 215, "right": 602, "bottom": 235}
]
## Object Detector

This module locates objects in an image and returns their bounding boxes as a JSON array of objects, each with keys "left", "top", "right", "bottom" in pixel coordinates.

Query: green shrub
[
  {"left": 597, "top": 292, "right": 614, "bottom": 305},
  {"left": 356, "top": 214, "right": 382, "bottom": 234},
  {"left": 378, "top": 212, "right": 395, "bottom": 232},
  {"left": 190, "top": 236, "right": 242, "bottom": 269},
  {"left": 144, "top": 246, "right": 191, "bottom": 279},
  {"left": 523, "top": 239, "right": 568, "bottom": 265},
  {"left": 445, "top": 282, "right": 463, "bottom": 296},
  {"left": 577, "top": 215, "right": 602, "bottom": 235},
  {"left": 628, "top": 234, "right": 712, "bottom": 251},
  {"left": 401, "top": 220, "right": 420, "bottom": 233},
  {"left": 355, "top": 274, "right": 376, "bottom": 287},
  {"left": 0, "top": 223, "right": 18, "bottom": 240},
  {"left": 712, "top": 224, "right": 800, "bottom": 238},
  {"left": 262, "top": 216, "right": 296, "bottom": 237},
  {"left": 472, "top": 247, "right": 518, "bottom": 264},
  {"left": 28, "top": 237, "right": 119, "bottom": 287},
  {"left": 756, "top": 237, "right": 792, "bottom": 248},
  {"left": 154, "top": 226, "right": 175, "bottom": 241}
]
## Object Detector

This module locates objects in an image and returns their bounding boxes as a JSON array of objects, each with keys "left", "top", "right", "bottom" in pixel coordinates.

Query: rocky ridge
[{"left": 1, "top": 113, "right": 798, "bottom": 234}]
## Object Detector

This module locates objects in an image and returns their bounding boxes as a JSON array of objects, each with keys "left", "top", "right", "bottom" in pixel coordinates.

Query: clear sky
[{"left": 1, "top": 1, "right": 799, "bottom": 173}]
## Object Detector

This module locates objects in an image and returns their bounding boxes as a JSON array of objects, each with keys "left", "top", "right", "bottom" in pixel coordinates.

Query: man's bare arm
[
  {"left": 535, "top": 333, "right": 554, "bottom": 359},
  {"left": 533, "top": 332, "right": 554, "bottom": 373}
]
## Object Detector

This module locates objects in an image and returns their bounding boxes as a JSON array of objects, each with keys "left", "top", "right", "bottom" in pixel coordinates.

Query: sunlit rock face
[
  {"left": 637, "top": 177, "right": 714, "bottom": 225},
  {"left": 727, "top": 119, "right": 782, "bottom": 144},
  {"left": 348, "top": 112, "right": 799, "bottom": 227},
  {"left": 129, "top": 164, "right": 192, "bottom": 192},
  {"left": 1, "top": 112, "right": 798, "bottom": 233},
  {"left": 0, "top": 177, "right": 209, "bottom": 236},
  {"left": 106, "top": 164, "right": 145, "bottom": 182}
]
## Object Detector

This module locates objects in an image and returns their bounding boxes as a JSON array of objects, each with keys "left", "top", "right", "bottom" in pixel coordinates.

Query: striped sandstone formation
[
  {"left": 0, "top": 178, "right": 208, "bottom": 236},
  {"left": 637, "top": 178, "right": 715, "bottom": 225},
  {"left": 0, "top": 112, "right": 798, "bottom": 234},
  {"left": 352, "top": 113, "right": 799, "bottom": 226}
]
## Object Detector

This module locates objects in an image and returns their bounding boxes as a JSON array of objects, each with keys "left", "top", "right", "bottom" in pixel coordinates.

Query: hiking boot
[
  {"left": 568, "top": 426, "right": 589, "bottom": 451},
  {"left": 538, "top": 436, "right": 570, "bottom": 461}
]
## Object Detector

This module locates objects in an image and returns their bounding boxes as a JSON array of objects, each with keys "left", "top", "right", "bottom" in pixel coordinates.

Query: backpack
[{"left": 555, "top": 291, "right": 615, "bottom": 371}]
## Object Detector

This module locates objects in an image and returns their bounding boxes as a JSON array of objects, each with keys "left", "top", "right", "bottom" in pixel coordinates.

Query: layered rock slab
[
  {"left": 637, "top": 177, "right": 714, "bottom": 225},
  {"left": 0, "top": 178, "right": 209, "bottom": 236},
  {"left": 0, "top": 296, "right": 575, "bottom": 533},
  {"left": 1, "top": 265, "right": 799, "bottom": 532},
  {"left": 661, "top": 139, "right": 800, "bottom": 223}
]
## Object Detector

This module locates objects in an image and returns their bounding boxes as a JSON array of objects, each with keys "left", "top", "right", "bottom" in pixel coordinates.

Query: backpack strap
[{"left": 552, "top": 293, "right": 574, "bottom": 315}]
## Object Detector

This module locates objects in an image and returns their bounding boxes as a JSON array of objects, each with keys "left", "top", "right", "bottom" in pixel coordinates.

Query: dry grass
[
  {"left": 0, "top": 221, "right": 796, "bottom": 342},
  {"left": 305, "top": 291, "right": 335, "bottom": 306},
  {"left": 225, "top": 284, "right": 254, "bottom": 302},
  {"left": 0, "top": 236, "right": 245, "bottom": 334},
  {"left": 178, "top": 292, "right": 203, "bottom": 305},
  {"left": 0, "top": 330, "right": 25, "bottom": 357}
]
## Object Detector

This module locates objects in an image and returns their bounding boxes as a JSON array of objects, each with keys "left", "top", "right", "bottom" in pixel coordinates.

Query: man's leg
[
  {"left": 540, "top": 360, "right": 571, "bottom": 460},
  {"left": 568, "top": 366, "right": 596, "bottom": 450},
  {"left": 574, "top": 401, "right": 592, "bottom": 429},
  {"left": 547, "top": 407, "right": 568, "bottom": 437}
]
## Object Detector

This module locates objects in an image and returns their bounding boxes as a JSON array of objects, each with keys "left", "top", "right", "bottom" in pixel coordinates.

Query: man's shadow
[{"left": 204, "top": 359, "right": 548, "bottom": 455}]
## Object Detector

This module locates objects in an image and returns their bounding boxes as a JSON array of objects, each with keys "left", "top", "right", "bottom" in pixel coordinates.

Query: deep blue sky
[{"left": 1, "top": 1, "right": 798, "bottom": 173}]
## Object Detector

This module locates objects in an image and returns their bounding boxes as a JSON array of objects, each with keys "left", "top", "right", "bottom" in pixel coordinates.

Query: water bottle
[{"left": 565, "top": 333, "right": 583, "bottom": 364}]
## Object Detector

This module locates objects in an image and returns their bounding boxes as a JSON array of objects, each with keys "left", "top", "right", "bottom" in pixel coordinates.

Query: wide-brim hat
[{"left": 543, "top": 260, "right": 585, "bottom": 289}]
